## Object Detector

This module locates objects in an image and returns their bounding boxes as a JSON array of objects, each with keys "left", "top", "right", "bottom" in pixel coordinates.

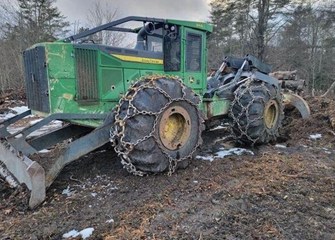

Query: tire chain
[
  {"left": 229, "top": 78, "right": 282, "bottom": 145},
  {"left": 110, "top": 75, "right": 204, "bottom": 176}
]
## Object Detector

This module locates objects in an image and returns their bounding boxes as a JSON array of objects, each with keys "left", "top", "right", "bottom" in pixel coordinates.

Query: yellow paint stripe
[{"left": 111, "top": 54, "right": 163, "bottom": 64}]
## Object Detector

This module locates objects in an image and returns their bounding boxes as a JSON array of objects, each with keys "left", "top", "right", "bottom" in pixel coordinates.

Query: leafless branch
[
  {"left": 321, "top": 81, "right": 335, "bottom": 98},
  {"left": 87, "top": 1, "right": 126, "bottom": 47}
]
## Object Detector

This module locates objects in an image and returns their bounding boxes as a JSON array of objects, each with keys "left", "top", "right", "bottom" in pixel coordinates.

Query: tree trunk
[{"left": 321, "top": 81, "right": 335, "bottom": 98}]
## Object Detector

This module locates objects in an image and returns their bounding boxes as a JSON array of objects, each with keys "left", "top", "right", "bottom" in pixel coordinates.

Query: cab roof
[{"left": 167, "top": 19, "right": 213, "bottom": 33}]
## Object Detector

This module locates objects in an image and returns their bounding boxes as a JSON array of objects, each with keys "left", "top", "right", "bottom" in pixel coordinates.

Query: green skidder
[{"left": 0, "top": 16, "right": 309, "bottom": 208}]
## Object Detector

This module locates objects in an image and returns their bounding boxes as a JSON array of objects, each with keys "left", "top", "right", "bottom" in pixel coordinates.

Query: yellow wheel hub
[
  {"left": 159, "top": 106, "right": 191, "bottom": 150},
  {"left": 264, "top": 100, "right": 280, "bottom": 129}
]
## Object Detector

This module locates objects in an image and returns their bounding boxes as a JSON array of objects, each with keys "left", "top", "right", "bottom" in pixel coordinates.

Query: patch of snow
[
  {"left": 0, "top": 112, "right": 16, "bottom": 121},
  {"left": 0, "top": 165, "right": 18, "bottom": 188},
  {"left": 38, "top": 149, "right": 50, "bottom": 153},
  {"left": 27, "top": 120, "right": 63, "bottom": 138},
  {"left": 0, "top": 106, "right": 30, "bottom": 121},
  {"left": 309, "top": 133, "right": 322, "bottom": 140},
  {"left": 6, "top": 126, "right": 24, "bottom": 135},
  {"left": 80, "top": 228, "right": 94, "bottom": 239},
  {"left": 63, "top": 229, "right": 79, "bottom": 238},
  {"left": 195, "top": 155, "right": 214, "bottom": 161},
  {"left": 210, "top": 125, "right": 227, "bottom": 131},
  {"left": 214, "top": 149, "right": 233, "bottom": 158},
  {"left": 1, "top": 105, "right": 63, "bottom": 138},
  {"left": 62, "top": 228, "right": 94, "bottom": 239},
  {"left": 110, "top": 186, "right": 119, "bottom": 191},
  {"left": 15, "top": 133, "right": 23, "bottom": 138},
  {"left": 215, "top": 148, "right": 254, "bottom": 158},
  {"left": 196, "top": 148, "right": 254, "bottom": 162},
  {"left": 91, "top": 192, "right": 97, "bottom": 197},
  {"left": 62, "top": 186, "right": 75, "bottom": 197},
  {"left": 106, "top": 218, "right": 115, "bottom": 224},
  {"left": 10, "top": 106, "right": 29, "bottom": 114},
  {"left": 275, "top": 144, "right": 287, "bottom": 148}
]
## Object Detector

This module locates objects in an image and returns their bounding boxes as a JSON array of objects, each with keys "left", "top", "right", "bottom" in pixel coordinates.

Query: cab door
[{"left": 183, "top": 28, "right": 206, "bottom": 93}]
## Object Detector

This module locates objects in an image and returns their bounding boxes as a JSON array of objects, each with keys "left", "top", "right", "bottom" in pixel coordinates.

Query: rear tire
[
  {"left": 111, "top": 76, "right": 204, "bottom": 175},
  {"left": 230, "top": 79, "right": 283, "bottom": 145}
]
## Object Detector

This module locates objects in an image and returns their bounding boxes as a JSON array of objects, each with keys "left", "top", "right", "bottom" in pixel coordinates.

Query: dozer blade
[
  {"left": 283, "top": 93, "right": 311, "bottom": 119},
  {"left": 0, "top": 140, "right": 46, "bottom": 208},
  {"left": 0, "top": 111, "right": 112, "bottom": 209},
  {"left": 0, "top": 109, "right": 45, "bottom": 208}
]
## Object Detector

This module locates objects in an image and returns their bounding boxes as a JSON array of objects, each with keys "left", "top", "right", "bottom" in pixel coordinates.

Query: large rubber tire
[
  {"left": 111, "top": 76, "right": 204, "bottom": 174},
  {"left": 230, "top": 79, "right": 284, "bottom": 145}
]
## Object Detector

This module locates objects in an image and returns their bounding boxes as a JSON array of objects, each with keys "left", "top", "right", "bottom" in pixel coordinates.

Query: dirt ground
[{"left": 0, "top": 95, "right": 335, "bottom": 239}]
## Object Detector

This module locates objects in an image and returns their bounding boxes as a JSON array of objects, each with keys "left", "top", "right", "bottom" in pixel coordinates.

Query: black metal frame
[
  {"left": 204, "top": 55, "right": 278, "bottom": 99},
  {"left": 63, "top": 16, "right": 166, "bottom": 42}
]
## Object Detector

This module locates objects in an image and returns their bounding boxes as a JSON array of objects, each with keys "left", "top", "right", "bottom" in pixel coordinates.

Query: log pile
[{"left": 270, "top": 70, "right": 305, "bottom": 93}]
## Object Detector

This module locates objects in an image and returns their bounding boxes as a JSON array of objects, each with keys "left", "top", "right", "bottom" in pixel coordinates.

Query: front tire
[{"left": 111, "top": 76, "right": 204, "bottom": 175}]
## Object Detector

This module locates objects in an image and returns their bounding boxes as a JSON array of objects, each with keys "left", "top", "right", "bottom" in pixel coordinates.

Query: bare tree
[
  {"left": 0, "top": 1, "right": 24, "bottom": 92},
  {"left": 0, "top": 0, "right": 69, "bottom": 94},
  {"left": 87, "top": 1, "right": 125, "bottom": 47},
  {"left": 209, "top": 0, "right": 290, "bottom": 63},
  {"left": 208, "top": 0, "right": 335, "bottom": 93},
  {"left": 277, "top": 1, "right": 335, "bottom": 92}
]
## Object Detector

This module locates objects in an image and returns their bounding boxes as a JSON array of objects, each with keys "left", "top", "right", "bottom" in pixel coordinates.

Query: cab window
[
  {"left": 163, "top": 26, "right": 181, "bottom": 71},
  {"left": 186, "top": 33, "right": 202, "bottom": 72}
]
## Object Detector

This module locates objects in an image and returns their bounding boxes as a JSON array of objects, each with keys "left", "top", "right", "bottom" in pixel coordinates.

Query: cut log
[
  {"left": 279, "top": 79, "right": 305, "bottom": 91},
  {"left": 270, "top": 70, "right": 297, "bottom": 80}
]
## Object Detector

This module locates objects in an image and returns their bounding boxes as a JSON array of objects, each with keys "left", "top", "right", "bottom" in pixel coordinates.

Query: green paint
[{"left": 203, "top": 96, "right": 231, "bottom": 118}]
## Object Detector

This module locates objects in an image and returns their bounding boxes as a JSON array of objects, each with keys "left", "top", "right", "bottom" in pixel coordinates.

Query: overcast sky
[{"left": 55, "top": 0, "right": 211, "bottom": 25}]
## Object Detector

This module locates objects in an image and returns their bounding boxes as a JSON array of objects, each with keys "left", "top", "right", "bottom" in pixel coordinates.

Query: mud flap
[
  {"left": 0, "top": 140, "right": 46, "bottom": 208},
  {"left": 283, "top": 93, "right": 311, "bottom": 119}
]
